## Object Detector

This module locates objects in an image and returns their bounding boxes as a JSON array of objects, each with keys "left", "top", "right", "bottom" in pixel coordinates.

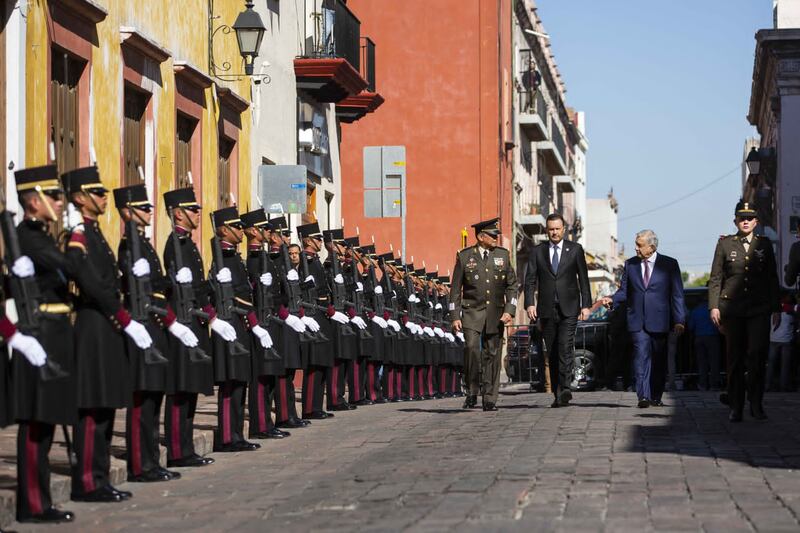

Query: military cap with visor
[
  {"left": 322, "top": 228, "right": 345, "bottom": 243},
  {"left": 296, "top": 221, "right": 323, "bottom": 240},
  {"left": 62, "top": 166, "right": 107, "bottom": 196},
  {"left": 240, "top": 209, "right": 272, "bottom": 229},
  {"left": 14, "top": 164, "right": 64, "bottom": 195},
  {"left": 735, "top": 199, "right": 757, "bottom": 218},
  {"left": 113, "top": 183, "right": 152, "bottom": 210},
  {"left": 472, "top": 217, "right": 501, "bottom": 237},
  {"left": 163, "top": 187, "right": 201, "bottom": 210},
  {"left": 211, "top": 206, "right": 243, "bottom": 229}
]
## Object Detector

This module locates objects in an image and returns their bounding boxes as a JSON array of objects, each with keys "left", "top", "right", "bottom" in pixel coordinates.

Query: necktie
[
  {"left": 482, "top": 250, "right": 488, "bottom": 262},
  {"left": 551, "top": 245, "right": 559, "bottom": 273},
  {"left": 741, "top": 237, "right": 750, "bottom": 253},
  {"left": 643, "top": 259, "right": 651, "bottom": 287}
]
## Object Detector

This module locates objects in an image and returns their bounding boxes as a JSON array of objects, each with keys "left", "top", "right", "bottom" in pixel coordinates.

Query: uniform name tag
[
  {"left": 494, "top": 257, "right": 504, "bottom": 267},
  {"left": 730, "top": 251, "right": 737, "bottom": 259},
  {"left": 448, "top": 302, "right": 455, "bottom": 311}
]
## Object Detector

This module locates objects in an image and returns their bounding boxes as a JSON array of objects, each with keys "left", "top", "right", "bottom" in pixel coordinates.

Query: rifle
[
  {"left": 278, "top": 243, "right": 316, "bottom": 343},
  {"left": 0, "top": 210, "right": 69, "bottom": 381},
  {"left": 166, "top": 211, "right": 211, "bottom": 363},
  {"left": 296, "top": 247, "right": 330, "bottom": 342},
  {"left": 123, "top": 196, "right": 169, "bottom": 366},
  {"left": 326, "top": 240, "right": 356, "bottom": 337},
  {"left": 252, "top": 245, "right": 283, "bottom": 360},
  {"left": 379, "top": 257, "right": 408, "bottom": 340},
  {"left": 208, "top": 214, "right": 250, "bottom": 358},
  {"left": 342, "top": 243, "right": 373, "bottom": 341}
]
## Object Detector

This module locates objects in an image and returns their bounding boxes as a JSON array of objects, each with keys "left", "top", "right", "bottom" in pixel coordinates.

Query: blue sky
[{"left": 536, "top": 0, "right": 773, "bottom": 274}]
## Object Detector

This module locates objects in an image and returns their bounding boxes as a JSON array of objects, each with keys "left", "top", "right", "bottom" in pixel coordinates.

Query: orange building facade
[{"left": 339, "top": 0, "right": 514, "bottom": 273}]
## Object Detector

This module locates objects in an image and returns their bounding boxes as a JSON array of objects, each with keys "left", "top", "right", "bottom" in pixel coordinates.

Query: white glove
[
  {"left": 11, "top": 256, "right": 35, "bottom": 278},
  {"left": 350, "top": 316, "right": 368, "bottom": 330},
  {"left": 334, "top": 274, "right": 344, "bottom": 285},
  {"left": 176, "top": 267, "right": 193, "bottom": 284},
  {"left": 355, "top": 282, "right": 364, "bottom": 292},
  {"left": 300, "top": 316, "right": 320, "bottom": 332},
  {"left": 252, "top": 325, "right": 273, "bottom": 349},
  {"left": 405, "top": 320, "right": 417, "bottom": 332},
  {"left": 67, "top": 205, "right": 84, "bottom": 231},
  {"left": 304, "top": 275, "right": 315, "bottom": 286},
  {"left": 8, "top": 332, "right": 47, "bottom": 367},
  {"left": 285, "top": 314, "right": 307, "bottom": 333},
  {"left": 331, "top": 311, "right": 349, "bottom": 324},
  {"left": 413, "top": 324, "right": 423, "bottom": 335},
  {"left": 286, "top": 269, "right": 299, "bottom": 282},
  {"left": 435, "top": 303, "right": 443, "bottom": 310},
  {"left": 124, "top": 320, "right": 154, "bottom": 349},
  {"left": 427, "top": 301, "right": 434, "bottom": 309},
  {"left": 210, "top": 317, "right": 237, "bottom": 342},
  {"left": 260, "top": 272, "right": 273, "bottom": 287},
  {"left": 371, "top": 315, "right": 388, "bottom": 329},
  {"left": 423, "top": 326, "right": 435, "bottom": 337},
  {"left": 216, "top": 267, "right": 232, "bottom": 283},
  {"left": 168, "top": 321, "right": 199, "bottom": 347},
  {"left": 445, "top": 332, "right": 455, "bottom": 342},
  {"left": 433, "top": 327, "right": 445, "bottom": 338},
  {"left": 408, "top": 295, "right": 419, "bottom": 303},
  {"left": 374, "top": 285, "right": 383, "bottom": 295},
  {"left": 132, "top": 258, "right": 151, "bottom": 278},
  {"left": 456, "top": 332, "right": 465, "bottom": 342},
  {"left": 387, "top": 318, "right": 401, "bottom": 332}
]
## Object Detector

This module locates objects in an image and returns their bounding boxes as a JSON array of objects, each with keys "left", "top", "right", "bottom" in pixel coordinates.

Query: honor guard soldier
[
  {"left": 241, "top": 209, "right": 290, "bottom": 439},
  {"left": 376, "top": 252, "right": 405, "bottom": 401},
  {"left": 208, "top": 206, "right": 273, "bottom": 452},
  {"left": 709, "top": 200, "right": 780, "bottom": 422},
  {"left": 357, "top": 244, "right": 390, "bottom": 403},
  {"left": 161, "top": 187, "right": 216, "bottom": 467},
  {"left": 399, "top": 262, "right": 425, "bottom": 401},
  {"left": 449, "top": 218, "right": 518, "bottom": 411},
  {"left": 115, "top": 184, "right": 200, "bottom": 482},
  {"left": 9, "top": 165, "right": 74, "bottom": 523},
  {"left": 63, "top": 166, "right": 153, "bottom": 502},
  {"left": 343, "top": 236, "right": 373, "bottom": 406}
]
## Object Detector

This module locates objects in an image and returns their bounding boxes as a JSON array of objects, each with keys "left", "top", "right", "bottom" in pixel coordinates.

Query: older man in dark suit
[{"left": 524, "top": 213, "right": 591, "bottom": 407}]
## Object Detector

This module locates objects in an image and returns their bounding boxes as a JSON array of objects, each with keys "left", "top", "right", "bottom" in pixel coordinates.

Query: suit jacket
[
  {"left": 449, "top": 245, "right": 517, "bottom": 334},
  {"left": 523, "top": 240, "right": 591, "bottom": 319},
  {"left": 612, "top": 253, "right": 685, "bottom": 333}
]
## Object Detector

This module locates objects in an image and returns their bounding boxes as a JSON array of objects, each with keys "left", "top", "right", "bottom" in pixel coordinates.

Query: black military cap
[
  {"left": 378, "top": 252, "right": 395, "bottom": 264},
  {"left": 212, "top": 206, "right": 243, "bottom": 229},
  {"left": 735, "top": 199, "right": 757, "bottom": 218},
  {"left": 414, "top": 268, "right": 426, "bottom": 279},
  {"left": 472, "top": 217, "right": 500, "bottom": 237},
  {"left": 297, "top": 222, "right": 323, "bottom": 239},
  {"left": 405, "top": 262, "right": 414, "bottom": 272},
  {"left": 360, "top": 244, "right": 376, "bottom": 256},
  {"left": 344, "top": 236, "right": 360, "bottom": 249},
  {"left": 427, "top": 271, "right": 438, "bottom": 279},
  {"left": 14, "top": 165, "right": 63, "bottom": 194},
  {"left": 438, "top": 275, "right": 450, "bottom": 284},
  {"left": 113, "top": 184, "right": 152, "bottom": 209},
  {"left": 323, "top": 229, "right": 344, "bottom": 243},
  {"left": 164, "top": 187, "right": 201, "bottom": 210},
  {"left": 270, "top": 216, "right": 287, "bottom": 229},
  {"left": 62, "top": 166, "right": 107, "bottom": 196},
  {"left": 241, "top": 209, "right": 272, "bottom": 229}
]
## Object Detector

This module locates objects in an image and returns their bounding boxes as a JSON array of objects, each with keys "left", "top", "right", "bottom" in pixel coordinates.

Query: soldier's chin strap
[
  {"left": 180, "top": 207, "right": 198, "bottom": 230},
  {"left": 35, "top": 186, "right": 58, "bottom": 224}
]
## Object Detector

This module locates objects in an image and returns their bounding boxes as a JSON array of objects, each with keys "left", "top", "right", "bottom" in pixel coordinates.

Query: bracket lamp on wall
[{"left": 209, "top": 0, "right": 270, "bottom": 82}]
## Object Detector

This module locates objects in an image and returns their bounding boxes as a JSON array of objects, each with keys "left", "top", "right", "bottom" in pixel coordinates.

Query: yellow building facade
[{"left": 24, "top": 0, "right": 254, "bottom": 261}]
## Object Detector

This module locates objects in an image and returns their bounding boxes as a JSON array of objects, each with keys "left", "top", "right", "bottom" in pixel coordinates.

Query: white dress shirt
[
  {"left": 549, "top": 240, "right": 564, "bottom": 263},
  {"left": 641, "top": 252, "right": 657, "bottom": 281}
]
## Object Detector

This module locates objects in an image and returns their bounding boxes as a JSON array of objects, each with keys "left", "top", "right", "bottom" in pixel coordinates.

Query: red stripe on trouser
[
  {"left": 305, "top": 369, "right": 314, "bottom": 414},
  {"left": 222, "top": 384, "right": 232, "bottom": 444},
  {"left": 82, "top": 412, "right": 96, "bottom": 492},
  {"left": 171, "top": 399, "right": 182, "bottom": 459},
  {"left": 409, "top": 369, "right": 415, "bottom": 397},
  {"left": 25, "top": 424, "right": 42, "bottom": 515},
  {"left": 418, "top": 368, "right": 424, "bottom": 395},
  {"left": 451, "top": 372, "right": 457, "bottom": 393},
  {"left": 278, "top": 377, "right": 288, "bottom": 421},
  {"left": 257, "top": 379, "right": 267, "bottom": 432},
  {"left": 368, "top": 363, "right": 376, "bottom": 400},
  {"left": 387, "top": 368, "right": 394, "bottom": 399},
  {"left": 331, "top": 363, "right": 339, "bottom": 406},
  {"left": 440, "top": 368, "right": 446, "bottom": 393},
  {"left": 353, "top": 360, "right": 360, "bottom": 401},
  {"left": 428, "top": 365, "right": 433, "bottom": 395},
  {"left": 396, "top": 371, "right": 401, "bottom": 397},
  {"left": 131, "top": 393, "right": 142, "bottom": 475}
]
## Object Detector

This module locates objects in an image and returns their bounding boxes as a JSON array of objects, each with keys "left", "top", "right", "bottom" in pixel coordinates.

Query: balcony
[
  {"left": 537, "top": 141, "right": 568, "bottom": 175},
  {"left": 295, "top": 0, "right": 368, "bottom": 103},
  {"left": 518, "top": 50, "right": 548, "bottom": 141},
  {"left": 336, "top": 37, "right": 385, "bottom": 123},
  {"left": 554, "top": 175, "right": 575, "bottom": 193}
]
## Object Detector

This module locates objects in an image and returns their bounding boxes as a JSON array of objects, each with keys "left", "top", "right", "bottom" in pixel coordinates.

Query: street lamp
[
  {"left": 232, "top": 1, "right": 266, "bottom": 75},
  {"left": 746, "top": 147, "right": 761, "bottom": 176}
]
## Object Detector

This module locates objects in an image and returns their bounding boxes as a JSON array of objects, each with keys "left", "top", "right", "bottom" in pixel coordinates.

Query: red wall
[{"left": 340, "top": 0, "right": 513, "bottom": 274}]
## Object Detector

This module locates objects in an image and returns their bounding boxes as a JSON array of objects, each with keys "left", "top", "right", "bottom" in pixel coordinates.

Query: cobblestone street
[{"left": 3, "top": 390, "right": 799, "bottom": 532}]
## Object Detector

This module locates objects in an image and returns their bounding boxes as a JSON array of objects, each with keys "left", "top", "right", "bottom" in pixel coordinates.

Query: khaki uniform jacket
[
  {"left": 708, "top": 234, "right": 780, "bottom": 318},
  {"left": 449, "top": 245, "right": 518, "bottom": 334}
]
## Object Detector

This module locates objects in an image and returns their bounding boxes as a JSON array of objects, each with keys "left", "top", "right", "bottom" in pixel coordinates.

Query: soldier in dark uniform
[
  {"left": 342, "top": 236, "right": 373, "bottom": 406},
  {"left": 449, "top": 218, "right": 518, "bottom": 411},
  {"left": 208, "top": 206, "right": 273, "bottom": 452},
  {"left": 115, "top": 184, "right": 199, "bottom": 482},
  {"left": 376, "top": 252, "right": 405, "bottom": 401},
  {"left": 357, "top": 244, "right": 390, "bottom": 403},
  {"left": 241, "top": 209, "right": 290, "bottom": 440},
  {"left": 399, "top": 262, "right": 425, "bottom": 401},
  {"left": 9, "top": 165, "right": 75, "bottom": 523},
  {"left": 709, "top": 200, "right": 780, "bottom": 422},
  {"left": 63, "top": 166, "right": 154, "bottom": 502},
  {"left": 162, "top": 187, "right": 216, "bottom": 467}
]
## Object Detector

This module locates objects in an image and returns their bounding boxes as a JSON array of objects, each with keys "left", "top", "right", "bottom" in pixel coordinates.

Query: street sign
[
  {"left": 363, "top": 145, "right": 407, "bottom": 261},
  {"left": 258, "top": 165, "right": 307, "bottom": 214}
]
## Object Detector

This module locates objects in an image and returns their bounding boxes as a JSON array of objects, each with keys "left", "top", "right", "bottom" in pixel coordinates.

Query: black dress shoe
[
  {"left": 330, "top": 404, "right": 351, "bottom": 411},
  {"left": 750, "top": 404, "right": 768, "bottom": 420},
  {"left": 389, "top": 397, "right": 401, "bottom": 402},
  {"left": 462, "top": 395, "right": 477, "bottom": 409},
  {"left": 72, "top": 485, "right": 125, "bottom": 503},
  {"left": 167, "top": 454, "right": 214, "bottom": 468},
  {"left": 18, "top": 507, "right": 75, "bottom": 523},
  {"left": 652, "top": 400, "right": 664, "bottom": 407},
  {"left": 109, "top": 485, "right": 132, "bottom": 500},
  {"left": 559, "top": 390, "right": 572, "bottom": 406},
  {"left": 276, "top": 418, "right": 308, "bottom": 429},
  {"left": 235, "top": 440, "right": 261, "bottom": 451},
  {"left": 303, "top": 411, "right": 329, "bottom": 420},
  {"left": 157, "top": 466, "right": 181, "bottom": 480},
  {"left": 325, "top": 411, "right": 335, "bottom": 417},
  {"left": 128, "top": 469, "right": 172, "bottom": 482},
  {"left": 213, "top": 443, "right": 239, "bottom": 453},
  {"left": 355, "top": 399, "right": 375, "bottom": 406},
  {"left": 483, "top": 402, "right": 498, "bottom": 411},
  {"left": 550, "top": 400, "right": 560, "bottom": 408},
  {"left": 373, "top": 397, "right": 388, "bottom": 404},
  {"left": 638, "top": 399, "right": 651, "bottom": 408},
  {"left": 729, "top": 409, "right": 743, "bottom": 422}
]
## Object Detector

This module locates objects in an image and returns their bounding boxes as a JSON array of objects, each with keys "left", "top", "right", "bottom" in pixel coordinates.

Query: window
[
  {"left": 50, "top": 47, "right": 85, "bottom": 175},
  {"left": 123, "top": 86, "right": 149, "bottom": 185},
  {"left": 218, "top": 137, "right": 234, "bottom": 208},
  {"left": 176, "top": 113, "right": 197, "bottom": 188},
  {"left": 303, "top": 180, "right": 317, "bottom": 224}
]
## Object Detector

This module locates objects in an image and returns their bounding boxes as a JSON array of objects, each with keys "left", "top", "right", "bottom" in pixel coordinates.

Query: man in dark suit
[
  {"left": 524, "top": 213, "right": 591, "bottom": 407},
  {"left": 603, "top": 229, "right": 685, "bottom": 408}
]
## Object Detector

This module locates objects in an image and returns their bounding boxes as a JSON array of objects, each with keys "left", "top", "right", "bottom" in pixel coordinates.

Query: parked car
[{"left": 504, "top": 326, "right": 546, "bottom": 391}]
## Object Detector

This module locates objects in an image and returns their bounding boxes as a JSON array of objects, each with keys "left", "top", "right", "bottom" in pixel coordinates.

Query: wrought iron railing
[
  {"left": 300, "top": 0, "right": 361, "bottom": 72},
  {"left": 361, "top": 37, "right": 376, "bottom": 92}
]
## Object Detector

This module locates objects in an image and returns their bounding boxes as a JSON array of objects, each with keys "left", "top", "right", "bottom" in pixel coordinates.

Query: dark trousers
[
  {"left": 463, "top": 328, "right": 503, "bottom": 403},
  {"left": 630, "top": 330, "right": 667, "bottom": 401},
  {"left": 541, "top": 310, "right": 578, "bottom": 398},
  {"left": 303, "top": 366, "right": 326, "bottom": 415},
  {"left": 126, "top": 391, "right": 164, "bottom": 476},
  {"left": 215, "top": 381, "right": 246, "bottom": 447},
  {"left": 438, "top": 366, "right": 452, "bottom": 395},
  {"left": 365, "top": 361, "right": 381, "bottom": 401},
  {"left": 275, "top": 370, "right": 299, "bottom": 423},
  {"left": 326, "top": 360, "right": 347, "bottom": 408},
  {"left": 348, "top": 358, "right": 366, "bottom": 403},
  {"left": 248, "top": 375, "right": 276, "bottom": 436},
  {"left": 695, "top": 336, "right": 722, "bottom": 390},
  {"left": 723, "top": 314, "right": 770, "bottom": 412},
  {"left": 17, "top": 421, "right": 55, "bottom": 518},
  {"left": 382, "top": 365, "right": 397, "bottom": 400},
  {"left": 164, "top": 392, "right": 200, "bottom": 461},
  {"left": 72, "top": 408, "right": 115, "bottom": 496}
]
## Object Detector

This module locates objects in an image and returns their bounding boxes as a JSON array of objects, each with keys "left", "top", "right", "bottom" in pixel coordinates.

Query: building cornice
[{"left": 748, "top": 29, "right": 800, "bottom": 131}]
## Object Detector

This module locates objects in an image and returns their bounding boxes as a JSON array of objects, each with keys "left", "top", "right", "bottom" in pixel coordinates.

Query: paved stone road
[{"left": 8, "top": 391, "right": 800, "bottom": 532}]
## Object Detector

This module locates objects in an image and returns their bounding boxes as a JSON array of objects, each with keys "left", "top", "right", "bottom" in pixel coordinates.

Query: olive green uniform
[{"left": 449, "top": 245, "right": 517, "bottom": 403}]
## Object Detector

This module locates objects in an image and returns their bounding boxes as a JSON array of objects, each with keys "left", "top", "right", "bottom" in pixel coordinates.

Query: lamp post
[
  {"left": 746, "top": 147, "right": 761, "bottom": 176},
  {"left": 209, "top": 0, "right": 268, "bottom": 82}
]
